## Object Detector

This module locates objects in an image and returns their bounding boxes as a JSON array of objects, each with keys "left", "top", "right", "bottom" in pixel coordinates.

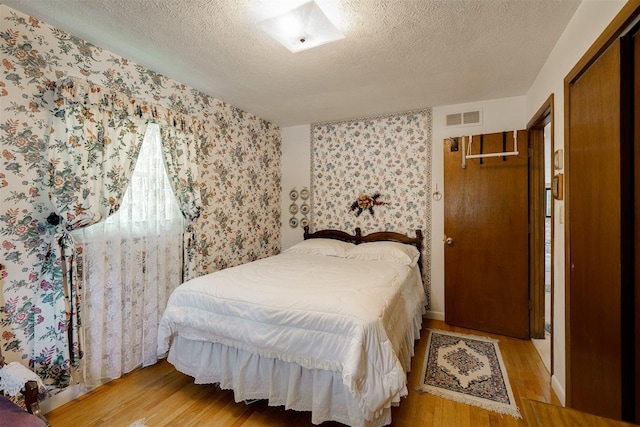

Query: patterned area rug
[{"left": 417, "top": 329, "right": 521, "bottom": 418}]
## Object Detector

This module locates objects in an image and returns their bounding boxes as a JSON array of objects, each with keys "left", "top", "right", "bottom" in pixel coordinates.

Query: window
[
  {"left": 74, "top": 123, "right": 186, "bottom": 385},
  {"left": 103, "top": 123, "right": 184, "bottom": 235},
  {"left": 75, "top": 123, "right": 185, "bottom": 240}
]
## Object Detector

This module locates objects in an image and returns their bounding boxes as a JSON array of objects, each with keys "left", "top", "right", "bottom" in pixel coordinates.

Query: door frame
[{"left": 527, "top": 95, "right": 554, "bottom": 371}]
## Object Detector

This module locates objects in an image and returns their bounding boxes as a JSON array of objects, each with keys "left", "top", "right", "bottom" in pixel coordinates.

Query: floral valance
[
  {"left": 51, "top": 76, "right": 203, "bottom": 134},
  {"left": 49, "top": 76, "right": 203, "bottom": 223}
]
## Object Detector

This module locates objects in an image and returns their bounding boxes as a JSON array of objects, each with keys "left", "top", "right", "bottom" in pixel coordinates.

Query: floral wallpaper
[
  {"left": 0, "top": 4, "right": 280, "bottom": 391},
  {"left": 311, "top": 110, "right": 432, "bottom": 303}
]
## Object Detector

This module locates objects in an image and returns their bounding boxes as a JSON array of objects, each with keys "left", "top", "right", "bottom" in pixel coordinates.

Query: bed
[{"left": 157, "top": 227, "right": 426, "bottom": 427}]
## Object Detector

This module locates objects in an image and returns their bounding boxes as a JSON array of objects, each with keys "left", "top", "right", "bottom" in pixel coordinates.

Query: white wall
[
  {"left": 281, "top": 125, "right": 311, "bottom": 250},
  {"left": 429, "top": 96, "right": 527, "bottom": 321},
  {"left": 524, "top": 0, "right": 627, "bottom": 406}
]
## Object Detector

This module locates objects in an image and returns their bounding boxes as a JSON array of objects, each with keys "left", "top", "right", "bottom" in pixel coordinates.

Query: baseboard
[
  {"left": 551, "top": 374, "right": 566, "bottom": 406},
  {"left": 423, "top": 310, "right": 445, "bottom": 321},
  {"left": 41, "top": 383, "right": 93, "bottom": 414}
]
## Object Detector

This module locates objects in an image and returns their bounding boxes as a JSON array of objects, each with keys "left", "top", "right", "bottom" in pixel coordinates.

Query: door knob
[{"left": 445, "top": 237, "right": 453, "bottom": 245}]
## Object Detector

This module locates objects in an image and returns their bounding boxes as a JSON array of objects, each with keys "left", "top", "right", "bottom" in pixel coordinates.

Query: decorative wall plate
[
  {"left": 289, "top": 189, "right": 299, "bottom": 200},
  {"left": 299, "top": 203, "right": 309, "bottom": 215},
  {"left": 289, "top": 217, "right": 298, "bottom": 228},
  {"left": 299, "top": 188, "right": 310, "bottom": 200},
  {"left": 289, "top": 203, "right": 298, "bottom": 214},
  {"left": 300, "top": 218, "right": 309, "bottom": 227}
]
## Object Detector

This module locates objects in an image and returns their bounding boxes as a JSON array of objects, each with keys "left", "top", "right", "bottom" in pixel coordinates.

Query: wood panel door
[
  {"left": 444, "top": 130, "right": 529, "bottom": 339},
  {"left": 566, "top": 37, "right": 634, "bottom": 420}
]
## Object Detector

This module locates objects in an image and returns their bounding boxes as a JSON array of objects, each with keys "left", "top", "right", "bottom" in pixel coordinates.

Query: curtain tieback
[
  {"left": 183, "top": 206, "right": 201, "bottom": 247},
  {"left": 51, "top": 220, "right": 82, "bottom": 366},
  {"left": 46, "top": 212, "right": 61, "bottom": 226}
]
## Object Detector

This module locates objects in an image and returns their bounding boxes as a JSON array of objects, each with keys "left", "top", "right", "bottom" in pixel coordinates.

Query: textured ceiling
[{"left": 2, "top": 0, "right": 581, "bottom": 127}]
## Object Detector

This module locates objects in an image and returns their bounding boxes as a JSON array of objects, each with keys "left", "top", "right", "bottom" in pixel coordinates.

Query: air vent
[
  {"left": 463, "top": 110, "right": 480, "bottom": 124},
  {"left": 445, "top": 109, "right": 482, "bottom": 127},
  {"left": 446, "top": 113, "right": 462, "bottom": 126}
]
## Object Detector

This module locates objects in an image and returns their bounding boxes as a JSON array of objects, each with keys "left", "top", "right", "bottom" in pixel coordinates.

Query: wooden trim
[
  {"left": 526, "top": 94, "right": 554, "bottom": 362},
  {"left": 527, "top": 94, "right": 554, "bottom": 129},
  {"left": 634, "top": 27, "right": 640, "bottom": 424},
  {"left": 548, "top": 94, "right": 555, "bottom": 378},
  {"left": 563, "top": 62, "right": 573, "bottom": 414},
  {"left": 528, "top": 128, "right": 545, "bottom": 339},
  {"left": 619, "top": 30, "right": 636, "bottom": 422}
]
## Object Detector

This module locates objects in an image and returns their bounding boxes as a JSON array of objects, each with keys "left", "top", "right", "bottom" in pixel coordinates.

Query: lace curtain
[
  {"left": 39, "top": 77, "right": 202, "bottom": 387},
  {"left": 74, "top": 123, "right": 185, "bottom": 385}
]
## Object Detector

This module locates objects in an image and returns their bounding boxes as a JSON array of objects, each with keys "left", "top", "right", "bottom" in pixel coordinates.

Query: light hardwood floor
[{"left": 44, "top": 319, "right": 559, "bottom": 426}]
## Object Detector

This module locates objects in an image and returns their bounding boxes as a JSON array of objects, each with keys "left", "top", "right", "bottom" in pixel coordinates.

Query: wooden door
[
  {"left": 567, "top": 38, "right": 632, "bottom": 420},
  {"left": 444, "top": 130, "right": 529, "bottom": 339}
]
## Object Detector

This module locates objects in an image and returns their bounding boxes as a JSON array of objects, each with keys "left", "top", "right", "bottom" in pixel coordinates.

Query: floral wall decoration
[
  {"left": 0, "top": 5, "right": 281, "bottom": 393},
  {"left": 311, "top": 109, "right": 432, "bottom": 303},
  {"left": 349, "top": 192, "right": 388, "bottom": 217}
]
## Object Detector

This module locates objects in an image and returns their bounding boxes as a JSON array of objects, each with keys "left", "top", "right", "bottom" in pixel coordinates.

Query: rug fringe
[
  {"left": 427, "top": 328, "right": 500, "bottom": 343},
  {"left": 416, "top": 384, "right": 521, "bottom": 419}
]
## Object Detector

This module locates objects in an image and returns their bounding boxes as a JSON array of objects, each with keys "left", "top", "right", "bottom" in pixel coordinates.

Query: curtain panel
[
  {"left": 159, "top": 124, "right": 202, "bottom": 281},
  {"left": 40, "top": 78, "right": 149, "bottom": 386},
  {"left": 38, "top": 77, "right": 203, "bottom": 387}
]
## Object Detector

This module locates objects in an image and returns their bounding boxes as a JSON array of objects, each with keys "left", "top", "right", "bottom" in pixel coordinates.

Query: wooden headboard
[{"left": 303, "top": 226, "right": 424, "bottom": 273}]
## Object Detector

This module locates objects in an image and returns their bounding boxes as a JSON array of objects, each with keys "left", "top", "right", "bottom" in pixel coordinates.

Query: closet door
[{"left": 567, "top": 38, "right": 632, "bottom": 420}]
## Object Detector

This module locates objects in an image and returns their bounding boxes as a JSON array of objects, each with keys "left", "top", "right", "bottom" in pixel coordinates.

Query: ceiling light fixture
[{"left": 258, "top": 0, "right": 344, "bottom": 53}]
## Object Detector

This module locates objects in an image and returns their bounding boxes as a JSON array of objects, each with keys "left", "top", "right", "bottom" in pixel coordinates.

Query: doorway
[
  {"left": 527, "top": 95, "right": 554, "bottom": 374},
  {"left": 532, "top": 122, "right": 552, "bottom": 371}
]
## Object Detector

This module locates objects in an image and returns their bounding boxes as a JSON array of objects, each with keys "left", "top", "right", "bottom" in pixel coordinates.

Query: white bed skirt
[{"left": 166, "top": 309, "right": 424, "bottom": 427}]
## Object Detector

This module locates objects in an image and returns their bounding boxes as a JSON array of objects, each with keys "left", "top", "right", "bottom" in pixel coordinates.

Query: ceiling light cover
[{"left": 259, "top": 1, "right": 344, "bottom": 53}]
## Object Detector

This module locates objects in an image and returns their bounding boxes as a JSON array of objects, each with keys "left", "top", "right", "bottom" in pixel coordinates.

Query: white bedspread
[{"left": 158, "top": 252, "right": 426, "bottom": 420}]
